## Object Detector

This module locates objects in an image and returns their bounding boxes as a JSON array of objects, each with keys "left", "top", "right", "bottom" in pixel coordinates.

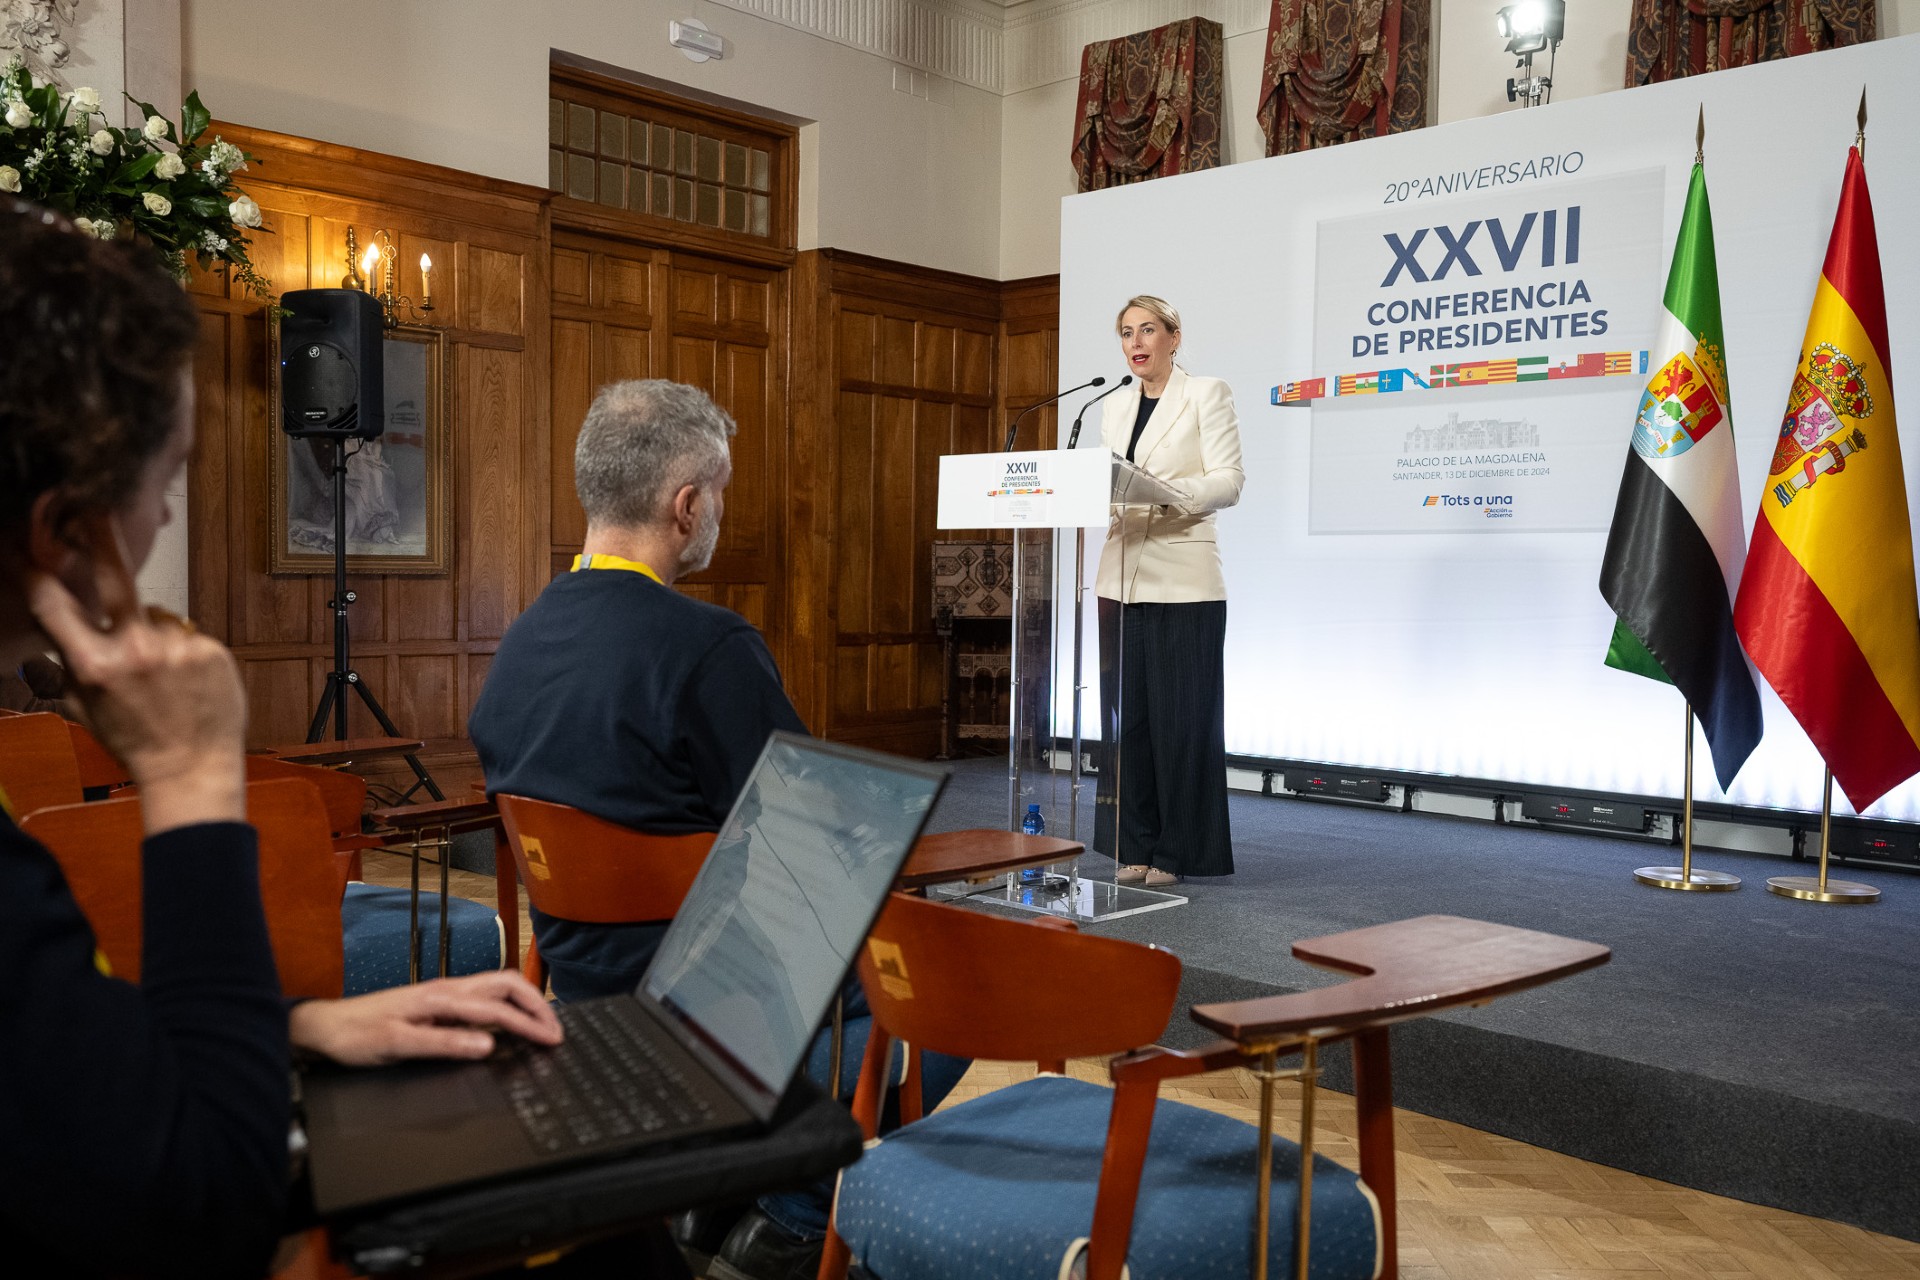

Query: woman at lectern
[{"left": 1096, "top": 295, "right": 1244, "bottom": 886}]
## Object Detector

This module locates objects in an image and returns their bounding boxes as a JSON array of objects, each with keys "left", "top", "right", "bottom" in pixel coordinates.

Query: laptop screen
[{"left": 641, "top": 733, "right": 945, "bottom": 1099}]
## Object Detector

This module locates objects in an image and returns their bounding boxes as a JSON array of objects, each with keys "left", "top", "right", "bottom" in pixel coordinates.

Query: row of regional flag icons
[{"left": 1599, "top": 126, "right": 1920, "bottom": 814}]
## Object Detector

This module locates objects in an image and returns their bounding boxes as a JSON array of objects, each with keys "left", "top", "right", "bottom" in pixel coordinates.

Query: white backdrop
[{"left": 1056, "top": 34, "right": 1920, "bottom": 821}]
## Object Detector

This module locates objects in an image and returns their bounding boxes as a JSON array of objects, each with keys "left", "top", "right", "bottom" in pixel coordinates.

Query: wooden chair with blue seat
[
  {"left": 820, "top": 896, "right": 1611, "bottom": 1280},
  {"left": 493, "top": 792, "right": 713, "bottom": 990},
  {"left": 491, "top": 790, "right": 894, "bottom": 1090},
  {"left": 23, "top": 776, "right": 351, "bottom": 998},
  {"left": 241, "top": 754, "right": 506, "bottom": 994}
]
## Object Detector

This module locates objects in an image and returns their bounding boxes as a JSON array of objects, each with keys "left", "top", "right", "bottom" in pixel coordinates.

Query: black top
[
  {"left": 1126, "top": 395, "right": 1159, "bottom": 462},
  {"left": 0, "top": 814, "right": 291, "bottom": 1278},
  {"left": 469, "top": 567, "right": 806, "bottom": 1000}
]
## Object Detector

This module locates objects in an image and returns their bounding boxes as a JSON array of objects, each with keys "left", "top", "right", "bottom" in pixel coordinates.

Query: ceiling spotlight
[
  {"left": 1495, "top": 0, "right": 1564, "bottom": 56},
  {"left": 1497, "top": 0, "right": 1565, "bottom": 108}
]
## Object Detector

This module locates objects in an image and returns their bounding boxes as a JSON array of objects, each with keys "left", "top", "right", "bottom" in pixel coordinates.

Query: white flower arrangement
[{"left": 0, "top": 58, "right": 271, "bottom": 297}]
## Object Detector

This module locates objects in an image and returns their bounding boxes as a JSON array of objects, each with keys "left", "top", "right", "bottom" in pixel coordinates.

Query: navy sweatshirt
[{"left": 0, "top": 813, "right": 291, "bottom": 1277}]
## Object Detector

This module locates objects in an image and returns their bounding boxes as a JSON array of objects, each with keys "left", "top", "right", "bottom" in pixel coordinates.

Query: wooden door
[{"left": 546, "top": 232, "right": 788, "bottom": 671}]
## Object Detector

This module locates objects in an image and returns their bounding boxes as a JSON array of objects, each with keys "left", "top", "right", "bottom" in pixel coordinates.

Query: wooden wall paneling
[
  {"left": 600, "top": 254, "right": 651, "bottom": 311},
  {"left": 835, "top": 385, "right": 876, "bottom": 640},
  {"left": 391, "top": 571, "right": 457, "bottom": 642},
  {"left": 552, "top": 246, "right": 590, "bottom": 305},
  {"left": 1001, "top": 277, "right": 1061, "bottom": 450},
  {"left": 391, "top": 654, "right": 462, "bottom": 742},
  {"left": 878, "top": 316, "right": 917, "bottom": 388},
  {"left": 913, "top": 398, "right": 954, "bottom": 713},
  {"left": 670, "top": 337, "right": 717, "bottom": 394},
  {"left": 461, "top": 245, "right": 526, "bottom": 335},
  {"left": 918, "top": 322, "right": 956, "bottom": 397},
  {"left": 519, "top": 223, "right": 554, "bottom": 673},
  {"left": 783, "top": 250, "right": 834, "bottom": 735},
  {"left": 721, "top": 341, "right": 771, "bottom": 559},
  {"left": 549, "top": 316, "right": 595, "bottom": 551},
  {"left": 547, "top": 230, "right": 661, "bottom": 561},
  {"left": 188, "top": 309, "right": 235, "bottom": 645},
  {"left": 871, "top": 392, "right": 917, "bottom": 639},
  {"left": 662, "top": 252, "right": 785, "bottom": 673},
  {"left": 462, "top": 344, "right": 526, "bottom": 642},
  {"left": 603, "top": 324, "right": 655, "bottom": 384},
  {"left": 242, "top": 659, "right": 319, "bottom": 749},
  {"left": 798, "top": 252, "right": 1007, "bottom": 756},
  {"left": 189, "top": 124, "right": 550, "bottom": 773}
]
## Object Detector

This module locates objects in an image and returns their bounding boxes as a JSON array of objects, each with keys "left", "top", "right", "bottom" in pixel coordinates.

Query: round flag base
[
  {"left": 1766, "top": 874, "right": 1879, "bottom": 904},
  {"left": 1634, "top": 866, "right": 1741, "bottom": 891}
]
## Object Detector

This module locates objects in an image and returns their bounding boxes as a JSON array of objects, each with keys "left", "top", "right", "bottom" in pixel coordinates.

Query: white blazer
[{"left": 1096, "top": 366, "right": 1246, "bottom": 603}]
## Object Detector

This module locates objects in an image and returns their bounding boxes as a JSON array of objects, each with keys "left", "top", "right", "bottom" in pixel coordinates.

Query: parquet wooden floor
[
  {"left": 951, "top": 1061, "right": 1920, "bottom": 1279},
  {"left": 361, "top": 848, "right": 1920, "bottom": 1278}
]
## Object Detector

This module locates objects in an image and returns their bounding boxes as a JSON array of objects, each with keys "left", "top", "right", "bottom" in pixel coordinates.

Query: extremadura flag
[
  {"left": 1733, "top": 144, "right": 1920, "bottom": 811},
  {"left": 1600, "top": 159, "right": 1762, "bottom": 791}
]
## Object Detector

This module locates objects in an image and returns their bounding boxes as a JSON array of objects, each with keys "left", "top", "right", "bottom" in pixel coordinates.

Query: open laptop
[{"left": 301, "top": 731, "right": 948, "bottom": 1214}]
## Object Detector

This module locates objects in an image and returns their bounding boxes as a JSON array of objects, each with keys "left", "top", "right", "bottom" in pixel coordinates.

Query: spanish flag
[{"left": 1733, "top": 145, "right": 1920, "bottom": 811}]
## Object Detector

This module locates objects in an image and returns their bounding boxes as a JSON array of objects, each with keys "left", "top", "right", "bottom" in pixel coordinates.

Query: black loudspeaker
[{"left": 279, "top": 288, "right": 384, "bottom": 439}]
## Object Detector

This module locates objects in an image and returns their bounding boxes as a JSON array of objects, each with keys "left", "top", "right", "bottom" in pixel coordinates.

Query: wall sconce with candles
[{"left": 342, "top": 225, "right": 436, "bottom": 328}]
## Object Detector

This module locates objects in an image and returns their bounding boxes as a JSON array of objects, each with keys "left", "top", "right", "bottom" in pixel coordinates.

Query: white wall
[
  {"left": 181, "top": 0, "right": 1004, "bottom": 277},
  {"left": 29, "top": 1, "right": 190, "bottom": 613},
  {"left": 1001, "top": 26, "right": 1269, "bottom": 281}
]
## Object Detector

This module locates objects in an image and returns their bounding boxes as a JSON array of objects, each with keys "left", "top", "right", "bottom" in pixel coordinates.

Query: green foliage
[{"left": 0, "top": 59, "right": 272, "bottom": 299}]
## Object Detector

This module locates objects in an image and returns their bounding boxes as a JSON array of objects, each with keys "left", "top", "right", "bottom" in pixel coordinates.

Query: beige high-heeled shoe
[{"left": 1114, "top": 863, "right": 1150, "bottom": 884}]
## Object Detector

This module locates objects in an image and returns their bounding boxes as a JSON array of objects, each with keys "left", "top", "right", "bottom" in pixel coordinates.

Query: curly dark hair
[{"left": 0, "top": 199, "right": 200, "bottom": 544}]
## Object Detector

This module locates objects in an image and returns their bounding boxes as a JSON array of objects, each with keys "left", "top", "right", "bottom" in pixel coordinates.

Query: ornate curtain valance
[
  {"left": 1257, "top": 0, "right": 1429, "bottom": 157},
  {"left": 1626, "top": 0, "right": 1874, "bottom": 86},
  {"left": 1072, "top": 17, "right": 1224, "bottom": 193}
]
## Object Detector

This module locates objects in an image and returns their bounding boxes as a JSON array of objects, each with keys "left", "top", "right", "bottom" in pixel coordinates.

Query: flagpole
[
  {"left": 1635, "top": 702, "right": 1739, "bottom": 891},
  {"left": 1766, "top": 768, "right": 1879, "bottom": 903}
]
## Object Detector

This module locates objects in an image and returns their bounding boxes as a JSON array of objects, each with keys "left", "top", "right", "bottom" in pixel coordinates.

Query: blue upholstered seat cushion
[
  {"left": 834, "top": 1074, "right": 1380, "bottom": 1280},
  {"left": 340, "top": 883, "right": 505, "bottom": 996},
  {"left": 802, "top": 1013, "right": 971, "bottom": 1108}
]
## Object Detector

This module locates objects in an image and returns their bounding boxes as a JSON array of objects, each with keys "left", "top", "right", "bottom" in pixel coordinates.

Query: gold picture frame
[{"left": 268, "top": 320, "right": 450, "bottom": 575}]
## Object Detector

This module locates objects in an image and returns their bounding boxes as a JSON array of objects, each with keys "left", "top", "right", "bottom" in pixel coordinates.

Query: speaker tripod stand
[{"left": 303, "top": 436, "right": 444, "bottom": 803}]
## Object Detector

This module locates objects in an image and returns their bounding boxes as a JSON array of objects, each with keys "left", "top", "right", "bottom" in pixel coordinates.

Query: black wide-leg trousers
[{"left": 1094, "top": 597, "right": 1234, "bottom": 876}]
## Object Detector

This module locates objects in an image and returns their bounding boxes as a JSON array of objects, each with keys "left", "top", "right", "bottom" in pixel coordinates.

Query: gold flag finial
[
  {"left": 1695, "top": 105, "right": 1705, "bottom": 165},
  {"left": 1856, "top": 87, "right": 1867, "bottom": 157}
]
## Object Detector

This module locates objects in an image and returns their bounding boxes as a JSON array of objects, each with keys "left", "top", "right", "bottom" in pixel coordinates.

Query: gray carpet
[{"left": 923, "top": 758, "right": 1920, "bottom": 1242}]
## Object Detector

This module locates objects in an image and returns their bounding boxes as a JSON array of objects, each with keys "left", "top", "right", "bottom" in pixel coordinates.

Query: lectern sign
[
  {"left": 937, "top": 449, "right": 1109, "bottom": 531},
  {"left": 989, "top": 455, "right": 1055, "bottom": 525}
]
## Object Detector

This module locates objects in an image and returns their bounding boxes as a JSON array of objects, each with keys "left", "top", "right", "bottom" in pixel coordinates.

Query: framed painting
[{"left": 268, "top": 321, "right": 451, "bottom": 574}]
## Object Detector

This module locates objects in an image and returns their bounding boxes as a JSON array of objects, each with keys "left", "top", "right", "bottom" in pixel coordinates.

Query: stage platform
[{"left": 922, "top": 759, "right": 1920, "bottom": 1242}]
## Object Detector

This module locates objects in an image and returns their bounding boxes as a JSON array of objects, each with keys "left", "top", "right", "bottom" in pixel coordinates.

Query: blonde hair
[{"left": 1115, "top": 295, "right": 1180, "bottom": 335}]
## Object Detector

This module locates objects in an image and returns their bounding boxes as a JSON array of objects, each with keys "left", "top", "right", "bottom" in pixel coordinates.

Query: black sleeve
[
  {"left": 0, "top": 819, "right": 291, "bottom": 1279},
  {"left": 679, "top": 625, "right": 809, "bottom": 820}
]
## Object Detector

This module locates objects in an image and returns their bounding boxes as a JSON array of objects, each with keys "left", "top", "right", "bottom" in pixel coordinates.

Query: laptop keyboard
[{"left": 498, "top": 1001, "right": 716, "bottom": 1154}]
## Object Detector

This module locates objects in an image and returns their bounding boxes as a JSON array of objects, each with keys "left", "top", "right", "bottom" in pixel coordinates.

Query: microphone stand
[
  {"left": 1003, "top": 376, "right": 1103, "bottom": 452},
  {"left": 1062, "top": 376, "right": 1129, "bottom": 843},
  {"left": 1004, "top": 375, "right": 1103, "bottom": 838}
]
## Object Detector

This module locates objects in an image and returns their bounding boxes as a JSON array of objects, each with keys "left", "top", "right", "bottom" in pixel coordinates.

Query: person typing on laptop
[{"left": 0, "top": 201, "right": 560, "bottom": 1279}]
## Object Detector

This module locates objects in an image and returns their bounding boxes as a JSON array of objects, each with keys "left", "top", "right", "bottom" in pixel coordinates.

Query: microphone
[
  {"left": 1003, "top": 376, "right": 1104, "bottom": 452},
  {"left": 1066, "top": 375, "right": 1132, "bottom": 449}
]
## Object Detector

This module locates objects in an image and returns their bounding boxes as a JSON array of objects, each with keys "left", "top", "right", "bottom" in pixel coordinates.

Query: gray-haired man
[{"left": 469, "top": 378, "right": 806, "bottom": 1003}]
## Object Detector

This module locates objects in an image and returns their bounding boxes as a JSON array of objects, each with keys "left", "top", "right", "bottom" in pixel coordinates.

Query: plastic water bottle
[{"left": 1020, "top": 805, "right": 1045, "bottom": 883}]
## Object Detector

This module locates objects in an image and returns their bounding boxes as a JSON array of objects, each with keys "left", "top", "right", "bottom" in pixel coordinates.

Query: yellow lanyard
[{"left": 571, "top": 553, "right": 662, "bottom": 583}]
